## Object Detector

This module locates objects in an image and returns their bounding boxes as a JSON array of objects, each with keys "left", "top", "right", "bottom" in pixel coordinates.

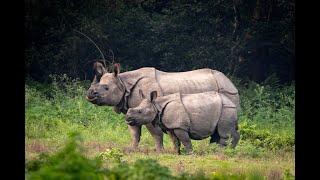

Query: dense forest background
[{"left": 25, "top": 0, "right": 295, "bottom": 83}]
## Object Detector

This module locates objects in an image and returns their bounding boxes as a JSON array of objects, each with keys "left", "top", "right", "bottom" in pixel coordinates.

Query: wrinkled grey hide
[
  {"left": 126, "top": 91, "right": 240, "bottom": 154},
  {"left": 86, "top": 63, "right": 240, "bottom": 152}
]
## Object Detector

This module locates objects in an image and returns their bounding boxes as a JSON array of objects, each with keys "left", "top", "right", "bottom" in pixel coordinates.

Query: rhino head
[
  {"left": 125, "top": 90, "right": 158, "bottom": 126},
  {"left": 86, "top": 62, "right": 125, "bottom": 106}
]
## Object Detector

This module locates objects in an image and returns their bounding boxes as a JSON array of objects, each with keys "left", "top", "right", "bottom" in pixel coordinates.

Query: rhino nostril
[
  {"left": 93, "top": 91, "right": 98, "bottom": 96},
  {"left": 87, "top": 89, "right": 98, "bottom": 99}
]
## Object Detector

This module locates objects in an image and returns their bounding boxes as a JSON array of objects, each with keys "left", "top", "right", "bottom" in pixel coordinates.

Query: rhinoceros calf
[
  {"left": 86, "top": 62, "right": 240, "bottom": 152},
  {"left": 125, "top": 90, "right": 240, "bottom": 154}
]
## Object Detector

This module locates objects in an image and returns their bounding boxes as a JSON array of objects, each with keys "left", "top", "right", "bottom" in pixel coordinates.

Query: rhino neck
[
  {"left": 152, "top": 94, "right": 179, "bottom": 132},
  {"left": 114, "top": 68, "right": 155, "bottom": 113},
  {"left": 114, "top": 76, "right": 129, "bottom": 114},
  {"left": 153, "top": 100, "right": 174, "bottom": 133}
]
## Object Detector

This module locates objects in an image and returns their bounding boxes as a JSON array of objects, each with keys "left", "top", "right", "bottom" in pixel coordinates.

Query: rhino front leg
[
  {"left": 128, "top": 125, "right": 142, "bottom": 150},
  {"left": 173, "top": 129, "right": 192, "bottom": 155},
  {"left": 145, "top": 123, "right": 164, "bottom": 152},
  {"left": 168, "top": 130, "right": 181, "bottom": 154}
]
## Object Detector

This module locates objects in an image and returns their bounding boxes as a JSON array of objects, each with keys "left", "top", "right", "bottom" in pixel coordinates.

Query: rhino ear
[
  {"left": 139, "top": 89, "right": 146, "bottom": 99},
  {"left": 113, "top": 63, "right": 121, "bottom": 77},
  {"left": 93, "top": 62, "right": 106, "bottom": 78},
  {"left": 91, "top": 75, "right": 99, "bottom": 84},
  {"left": 150, "top": 91, "right": 158, "bottom": 102}
]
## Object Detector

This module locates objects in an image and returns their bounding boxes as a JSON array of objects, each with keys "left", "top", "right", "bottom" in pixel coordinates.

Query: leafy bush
[
  {"left": 239, "top": 121, "right": 294, "bottom": 150},
  {"left": 108, "top": 159, "right": 174, "bottom": 180},
  {"left": 26, "top": 132, "right": 106, "bottom": 179}
]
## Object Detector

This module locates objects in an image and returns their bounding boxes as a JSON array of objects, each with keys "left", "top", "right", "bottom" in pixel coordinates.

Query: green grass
[{"left": 25, "top": 75, "right": 295, "bottom": 179}]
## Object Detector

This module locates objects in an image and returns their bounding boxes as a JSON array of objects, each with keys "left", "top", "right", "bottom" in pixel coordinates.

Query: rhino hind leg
[
  {"left": 217, "top": 107, "right": 239, "bottom": 148},
  {"left": 168, "top": 130, "right": 181, "bottom": 154},
  {"left": 210, "top": 130, "right": 220, "bottom": 144},
  {"left": 230, "top": 128, "right": 240, "bottom": 148}
]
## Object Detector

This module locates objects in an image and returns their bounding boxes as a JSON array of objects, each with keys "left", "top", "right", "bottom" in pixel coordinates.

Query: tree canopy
[{"left": 25, "top": 0, "right": 295, "bottom": 83}]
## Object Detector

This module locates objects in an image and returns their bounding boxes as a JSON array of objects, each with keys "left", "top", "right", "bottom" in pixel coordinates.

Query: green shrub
[
  {"left": 237, "top": 142, "right": 265, "bottom": 158},
  {"left": 26, "top": 132, "right": 106, "bottom": 180},
  {"left": 107, "top": 159, "right": 174, "bottom": 180},
  {"left": 239, "top": 121, "right": 294, "bottom": 150}
]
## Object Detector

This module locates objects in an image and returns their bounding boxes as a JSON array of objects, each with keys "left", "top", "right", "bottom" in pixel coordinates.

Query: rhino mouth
[
  {"left": 125, "top": 117, "right": 137, "bottom": 126},
  {"left": 86, "top": 96, "right": 98, "bottom": 102}
]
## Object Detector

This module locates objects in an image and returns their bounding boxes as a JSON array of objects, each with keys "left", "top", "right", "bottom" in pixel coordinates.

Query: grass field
[{"left": 25, "top": 75, "right": 295, "bottom": 179}]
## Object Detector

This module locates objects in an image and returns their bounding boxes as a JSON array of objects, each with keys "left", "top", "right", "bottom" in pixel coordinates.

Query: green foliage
[
  {"left": 25, "top": 75, "right": 126, "bottom": 140},
  {"left": 177, "top": 170, "right": 266, "bottom": 180},
  {"left": 239, "top": 120, "right": 294, "bottom": 150},
  {"left": 26, "top": 0, "right": 295, "bottom": 83},
  {"left": 26, "top": 132, "right": 270, "bottom": 179},
  {"left": 107, "top": 159, "right": 174, "bottom": 180},
  {"left": 99, "top": 148, "right": 124, "bottom": 164},
  {"left": 283, "top": 168, "right": 294, "bottom": 180},
  {"left": 26, "top": 132, "right": 105, "bottom": 180},
  {"left": 210, "top": 171, "right": 265, "bottom": 180},
  {"left": 237, "top": 142, "right": 265, "bottom": 158},
  {"left": 26, "top": 74, "right": 294, "bottom": 150},
  {"left": 233, "top": 77, "right": 295, "bottom": 151}
]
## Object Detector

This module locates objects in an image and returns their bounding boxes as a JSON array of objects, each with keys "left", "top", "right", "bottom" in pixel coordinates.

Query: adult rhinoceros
[{"left": 86, "top": 62, "right": 240, "bottom": 152}]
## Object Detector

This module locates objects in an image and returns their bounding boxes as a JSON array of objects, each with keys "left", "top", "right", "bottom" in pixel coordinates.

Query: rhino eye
[{"left": 102, "top": 85, "right": 109, "bottom": 90}]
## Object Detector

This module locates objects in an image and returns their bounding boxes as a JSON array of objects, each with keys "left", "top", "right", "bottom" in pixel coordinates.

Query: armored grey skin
[
  {"left": 86, "top": 62, "right": 240, "bottom": 152},
  {"left": 125, "top": 90, "right": 240, "bottom": 154}
]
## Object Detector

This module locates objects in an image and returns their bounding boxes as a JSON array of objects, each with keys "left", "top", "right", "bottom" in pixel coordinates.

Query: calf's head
[
  {"left": 86, "top": 62, "right": 125, "bottom": 106},
  {"left": 125, "top": 90, "right": 158, "bottom": 126}
]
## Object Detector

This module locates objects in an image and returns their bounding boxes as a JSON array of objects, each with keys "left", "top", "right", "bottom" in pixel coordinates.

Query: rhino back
[
  {"left": 119, "top": 67, "right": 239, "bottom": 112},
  {"left": 156, "top": 69, "right": 218, "bottom": 95},
  {"left": 181, "top": 91, "right": 223, "bottom": 139}
]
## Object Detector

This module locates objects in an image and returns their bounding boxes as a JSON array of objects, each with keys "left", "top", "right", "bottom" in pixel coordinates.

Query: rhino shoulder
[{"left": 156, "top": 93, "right": 190, "bottom": 131}]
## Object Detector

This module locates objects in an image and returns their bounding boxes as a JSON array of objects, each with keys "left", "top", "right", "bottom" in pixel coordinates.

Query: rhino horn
[{"left": 113, "top": 63, "right": 121, "bottom": 77}]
